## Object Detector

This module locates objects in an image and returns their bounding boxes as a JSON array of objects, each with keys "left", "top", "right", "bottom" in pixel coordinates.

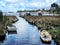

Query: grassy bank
[
  {"left": 22, "top": 16, "right": 60, "bottom": 30},
  {"left": 3, "top": 16, "right": 18, "bottom": 25}
]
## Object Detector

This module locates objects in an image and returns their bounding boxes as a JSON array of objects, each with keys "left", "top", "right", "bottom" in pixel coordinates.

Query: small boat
[
  {"left": 40, "top": 30, "right": 52, "bottom": 43},
  {"left": 6, "top": 24, "right": 17, "bottom": 32}
]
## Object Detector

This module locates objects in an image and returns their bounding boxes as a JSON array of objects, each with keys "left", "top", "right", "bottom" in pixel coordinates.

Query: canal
[{"left": 0, "top": 16, "right": 56, "bottom": 45}]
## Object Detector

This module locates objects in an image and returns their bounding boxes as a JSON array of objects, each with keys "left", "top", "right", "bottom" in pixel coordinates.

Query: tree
[
  {"left": 50, "top": 3, "right": 59, "bottom": 14},
  {"left": 42, "top": 8, "right": 45, "bottom": 12},
  {"left": 37, "top": 9, "right": 40, "bottom": 11},
  {"left": 51, "top": 3, "right": 59, "bottom": 8},
  {"left": 0, "top": 11, "right": 3, "bottom": 21}
]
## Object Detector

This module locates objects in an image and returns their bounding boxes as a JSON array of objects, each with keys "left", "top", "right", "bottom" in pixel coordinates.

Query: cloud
[
  {"left": 46, "top": 0, "right": 57, "bottom": 3},
  {"left": 0, "top": 1, "right": 6, "bottom": 7},
  {"left": 5, "top": 0, "right": 19, "bottom": 3},
  {"left": 29, "top": 2, "right": 45, "bottom": 8},
  {"left": 0, "top": 0, "right": 59, "bottom": 12}
]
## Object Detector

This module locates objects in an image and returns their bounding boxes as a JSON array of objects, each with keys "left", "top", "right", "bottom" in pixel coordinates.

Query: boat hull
[{"left": 40, "top": 37, "right": 51, "bottom": 43}]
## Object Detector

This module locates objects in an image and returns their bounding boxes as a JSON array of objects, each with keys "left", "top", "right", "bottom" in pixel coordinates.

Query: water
[{"left": 0, "top": 16, "right": 56, "bottom": 45}]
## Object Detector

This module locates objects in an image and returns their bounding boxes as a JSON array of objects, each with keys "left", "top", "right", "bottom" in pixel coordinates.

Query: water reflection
[
  {"left": 8, "top": 31, "right": 17, "bottom": 34},
  {"left": 0, "top": 35, "right": 6, "bottom": 43},
  {"left": 0, "top": 16, "right": 56, "bottom": 45}
]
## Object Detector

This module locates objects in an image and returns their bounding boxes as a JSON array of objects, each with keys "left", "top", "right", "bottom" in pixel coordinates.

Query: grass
[
  {"left": 23, "top": 16, "right": 60, "bottom": 26},
  {"left": 6, "top": 16, "right": 17, "bottom": 24},
  {"left": 22, "top": 16, "right": 60, "bottom": 30},
  {"left": 55, "top": 30, "right": 60, "bottom": 34},
  {"left": 48, "top": 29, "right": 60, "bottom": 35},
  {"left": 0, "top": 29, "right": 6, "bottom": 35},
  {"left": 48, "top": 29, "right": 60, "bottom": 44}
]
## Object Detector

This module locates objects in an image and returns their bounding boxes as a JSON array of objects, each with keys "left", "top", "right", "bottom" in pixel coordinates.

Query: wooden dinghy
[{"left": 40, "top": 30, "right": 52, "bottom": 43}]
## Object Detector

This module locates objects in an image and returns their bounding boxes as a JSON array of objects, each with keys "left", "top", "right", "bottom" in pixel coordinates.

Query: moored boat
[
  {"left": 40, "top": 30, "right": 52, "bottom": 43},
  {"left": 6, "top": 24, "right": 17, "bottom": 32}
]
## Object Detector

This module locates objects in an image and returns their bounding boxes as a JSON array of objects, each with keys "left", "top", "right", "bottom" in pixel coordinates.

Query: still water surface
[{"left": 0, "top": 16, "right": 55, "bottom": 45}]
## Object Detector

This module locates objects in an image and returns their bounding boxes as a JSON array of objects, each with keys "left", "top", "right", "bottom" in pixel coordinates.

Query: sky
[{"left": 0, "top": 0, "right": 60, "bottom": 12}]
